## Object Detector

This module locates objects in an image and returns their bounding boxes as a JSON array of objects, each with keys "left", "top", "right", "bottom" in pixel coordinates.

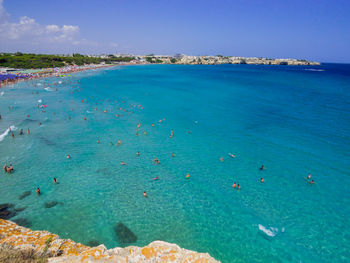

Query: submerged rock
[
  {"left": 0, "top": 203, "right": 14, "bottom": 211},
  {"left": 13, "top": 218, "right": 32, "bottom": 228},
  {"left": 14, "top": 207, "right": 26, "bottom": 212},
  {"left": 114, "top": 222, "right": 137, "bottom": 246},
  {"left": 87, "top": 240, "right": 101, "bottom": 247},
  {"left": 45, "top": 201, "right": 59, "bottom": 208},
  {"left": 0, "top": 204, "right": 17, "bottom": 220},
  {"left": 18, "top": 191, "right": 31, "bottom": 200}
]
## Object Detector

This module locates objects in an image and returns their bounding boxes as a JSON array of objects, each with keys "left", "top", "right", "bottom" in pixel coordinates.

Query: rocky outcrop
[{"left": 0, "top": 219, "right": 219, "bottom": 262}]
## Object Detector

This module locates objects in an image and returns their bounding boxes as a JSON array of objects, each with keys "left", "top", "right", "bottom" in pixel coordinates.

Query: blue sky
[{"left": 0, "top": 0, "right": 349, "bottom": 62}]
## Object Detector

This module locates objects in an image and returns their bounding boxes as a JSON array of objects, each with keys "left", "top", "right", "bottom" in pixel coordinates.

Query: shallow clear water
[{"left": 0, "top": 64, "right": 349, "bottom": 262}]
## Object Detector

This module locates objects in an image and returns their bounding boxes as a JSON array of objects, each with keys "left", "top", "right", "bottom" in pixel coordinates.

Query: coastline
[
  {"left": 0, "top": 63, "right": 116, "bottom": 88},
  {"left": 0, "top": 219, "right": 219, "bottom": 262}
]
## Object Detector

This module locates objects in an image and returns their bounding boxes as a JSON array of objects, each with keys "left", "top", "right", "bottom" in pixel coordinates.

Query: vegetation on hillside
[{"left": 0, "top": 53, "right": 135, "bottom": 69}]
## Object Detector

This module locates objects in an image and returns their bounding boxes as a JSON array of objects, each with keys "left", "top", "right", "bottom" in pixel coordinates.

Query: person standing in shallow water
[{"left": 36, "top": 188, "right": 41, "bottom": 195}]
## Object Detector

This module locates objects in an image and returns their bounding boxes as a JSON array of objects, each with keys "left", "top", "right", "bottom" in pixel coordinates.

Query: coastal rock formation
[{"left": 0, "top": 219, "right": 219, "bottom": 262}]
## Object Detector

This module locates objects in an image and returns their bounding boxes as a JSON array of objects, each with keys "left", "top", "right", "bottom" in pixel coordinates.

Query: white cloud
[{"left": 0, "top": 0, "right": 115, "bottom": 53}]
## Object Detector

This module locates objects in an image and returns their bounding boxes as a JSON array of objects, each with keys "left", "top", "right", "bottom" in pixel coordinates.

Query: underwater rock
[
  {"left": 14, "top": 207, "right": 26, "bottom": 212},
  {"left": 45, "top": 201, "right": 58, "bottom": 208},
  {"left": 40, "top": 137, "right": 56, "bottom": 146},
  {"left": 13, "top": 218, "right": 32, "bottom": 228},
  {"left": 0, "top": 209, "right": 16, "bottom": 219},
  {"left": 87, "top": 240, "right": 101, "bottom": 247},
  {"left": 114, "top": 222, "right": 137, "bottom": 246},
  {"left": 0, "top": 203, "right": 14, "bottom": 211},
  {"left": 19, "top": 191, "right": 31, "bottom": 200}
]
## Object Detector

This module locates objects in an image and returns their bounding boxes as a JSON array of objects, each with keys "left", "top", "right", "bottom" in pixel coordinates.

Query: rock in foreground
[{"left": 0, "top": 219, "right": 219, "bottom": 262}]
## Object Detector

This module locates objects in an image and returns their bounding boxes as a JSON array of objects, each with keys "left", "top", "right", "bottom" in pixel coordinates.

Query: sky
[{"left": 0, "top": 0, "right": 349, "bottom": 62}]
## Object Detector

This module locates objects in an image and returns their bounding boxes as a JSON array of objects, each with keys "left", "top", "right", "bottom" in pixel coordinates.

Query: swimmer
[
  {"left": 228, "top": 153, "right": 236, "bottom": 158},
  {"left": 117, "top": 140, "right": 121, "bottom": 146},
  {"left": 53, "top": 178, "right": 57, "bottom": 184},
  {"left": 11, "top": 132, "right": 14, "bottom": 138},
  {"left": 259, "top": 165, "right": 265, "bottom": 170},
  {"left": 121, "top": 161, "right": 126, "bottom": 165},
  {"left": 307, "top": 173, "right": 311, "bottom": 179},
  {"left": 237, "top": 184, "right": 241, "bottom": 190},
  {"left": 115, "top": 114, "right": 119, "bottom": 118},
  {"left": 66, "top": 155, "right": 71, "bottom": 159},
  {"left": 172, "top": 152, "right": 175, "bottom": 157},
  {"left": 260, "top": 178, "right": 264, "bottom": 183},
  {"left": 232, "top": 182, "right": 236, "bottom": 188},
  {"left": 137, "top": 123, "right": 141, "bottom": 128},
  {"left": 152, "top": 123, "right": 155, "bottom": 127},
  {"left": 27, "top": 128, "right": 30, "bottom": 134},
  {"left": 136, "top": 152, "right": 140, "bottom": 156},
  {"left": 143, "top": 191, "right": 148, "bottom": 197},
  {"left": 39, "top": 122, "right": 42, "bottom": 126},
  {"left": 220, "top": 157, "right": 224, "bottom": 162},
  {"left": 3, "top": 165, "right": 7, "bottom": 172},
  {"left": 68, "top": 116, "right": 71, "bottom": 120},
  {"left": 187, "top": 130, "right": 191, "bottom": 134},
  {"left": 186, "top": 173, "right": 190, "bottom": 179},
  {"left": 136, "top": 132, "right": 139, "bottom": 136},
  {"left": 36, "top": 188, "right": 41, "bottom": 195},
  {"left": 153, "top": 176, "right": 159, "bottom": 180},
  {"left": 26, "top": 114, "right": 30, "bottom": 118},
  {"left": 104, "top": 110, "right": 107, "bottom": 113},
  {"left": 170, "top": 129, "right": 174, "bottom": 138},
  {"left": 19, "top": 129, "right": 24, "bottom": 135},
  {"left": 84, "top": 117, "right": 87, "bottom": 121},
  {"left": 154, "top": 158, "right": 160, "bottom": 164},
  {"left": 97, "top": 139, "right": 100, "bottom": 144},
  {"left": 144, "top": 131, "right": 147, "bottom": 136},
  {"left": 309, "top": 180, "right": 315, "bottom": 184}
]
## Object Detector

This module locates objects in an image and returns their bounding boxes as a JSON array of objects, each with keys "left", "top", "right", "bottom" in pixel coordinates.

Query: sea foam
[{"left": 0, "top": 126, "right": 16, "bottom": 142}]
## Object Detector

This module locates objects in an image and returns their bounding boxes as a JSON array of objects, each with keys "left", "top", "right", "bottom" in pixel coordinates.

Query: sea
[{"left": 0, "top": 64, "right": 349, "bottom": 263}]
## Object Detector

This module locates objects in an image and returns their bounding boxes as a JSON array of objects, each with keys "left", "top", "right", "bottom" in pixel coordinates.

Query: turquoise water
[{"left": 0, "top": 64, "right": 349, "bottom": 262}]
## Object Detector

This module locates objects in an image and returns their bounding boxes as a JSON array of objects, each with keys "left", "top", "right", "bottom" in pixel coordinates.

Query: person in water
[
  {"left": 309, "top": 180, "right": 315, "bottom": 184},
  {"left": 97, "top": 139, "right": 100, "bottom": 144},
  {"left": 117, "top": 139, "right": 121, "bottom": 146},
  {"left": 154, "top": 158, "right": 159, "bottom": 164},
  {"left": 26, "top": 128, "right": 30, "bottom": 134},
  {"left": 11, "top": 132, "right": 14, "bottom": 138},
  {"left": 19, "top": 129, "right": 24, "bottom": 135},
  {"left": 53, "top": 178, "right": 57, "bottom": 183},
  {"left": 36, "top": 188, "right": 41, "bottom": 195},
  {"left": 136, "top": 152, "right": 140, "bottom": 156},
  {"left": 121, "top": 161, "right": 126, "bottom": 165},
  {"left": 170, "top": 129, "right": 174, "bottom": 138},
  {"left": 260, "top": 178, "right": 264, "bottom": 183},
  {"left": 186, "top": 173, "right": 190, "bottom": 179},
  {"left": 237, "top": 184, "right": 241, "bottom": 190},
  {"left": 232, "top": 182, "right": 236, "bottom": 188},
  {"left": 172, "top": 152, "right": 175, "bottom": 157},
  {"left": 307, "top": 173, "right": 311, "bottom": 179},
  {"left": 260, "top": 165, "right": 265, "bottom": 170},
  {"left": 84, "top": 116, "right": 87, "bottom": 121},
  {"left": 66, "top": 155, "right": 71, "bottom": 159},
  {"left": 220, "top": 157, "right": 224, "bottom": 162},
  {"left": 143, "top": 191, "right": 148, "bottom": 197}
]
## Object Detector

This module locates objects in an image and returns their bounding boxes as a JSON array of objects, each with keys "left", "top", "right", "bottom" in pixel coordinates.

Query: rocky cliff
[{"left": 0, "top": 219, "right": 219, "bottom": 262}]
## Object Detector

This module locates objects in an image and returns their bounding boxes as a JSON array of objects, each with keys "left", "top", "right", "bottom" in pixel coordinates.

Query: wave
[
  {"left": 44, "top": 87, "right": 54, "bottom": 91},
  {"left": 0, "top": 91, "right": 4, "bottom": 96},
  {"left": 305, "top": 69, "right": 325, "bottom": 72},
  {"left": 0, "top": 125, "right": 17, "bottom": 142},
  {"left": 258, "top": 224, "right": 284, "bottom": 237},
  {"left": 38, "top": 99, "right": 42, "bottom": 103}
]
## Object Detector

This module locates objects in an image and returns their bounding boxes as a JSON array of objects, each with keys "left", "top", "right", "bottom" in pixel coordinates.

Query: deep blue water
[{"left": 0, "top": 64, "right": 349, "bottom": 262}]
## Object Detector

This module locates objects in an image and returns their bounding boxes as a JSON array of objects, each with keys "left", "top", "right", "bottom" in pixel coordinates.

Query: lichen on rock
[{"left": 0, "top": 219, "right": 220, "bottom": 262}]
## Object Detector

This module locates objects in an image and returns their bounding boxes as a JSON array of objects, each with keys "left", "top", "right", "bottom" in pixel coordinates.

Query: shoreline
[
  {"left": 0, "top": 219, "right": 219, "bottom": 262},
  {"left": 0, "top": 63, "right": 116, "bottom": 88}
]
